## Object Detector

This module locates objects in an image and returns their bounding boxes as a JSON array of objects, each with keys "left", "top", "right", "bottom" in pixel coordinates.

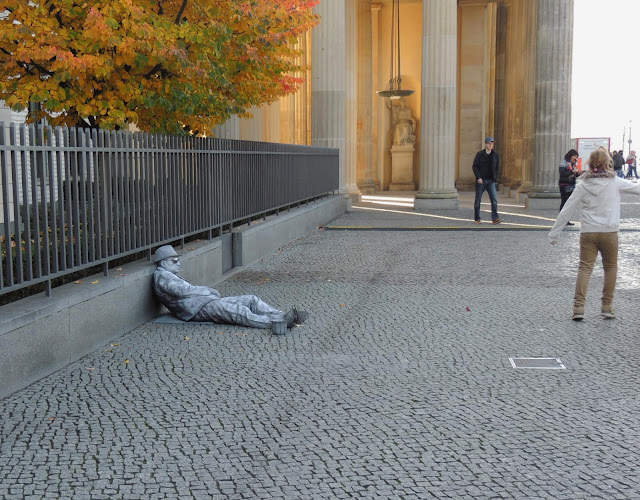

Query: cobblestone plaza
[{"left": 2, "top": 192, "right": 640, "bottom": 499}]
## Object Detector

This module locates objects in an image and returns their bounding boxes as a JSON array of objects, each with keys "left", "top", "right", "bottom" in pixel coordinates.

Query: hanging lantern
[{"left": 376, "top": 0, "right": 415, "bottom": 99}]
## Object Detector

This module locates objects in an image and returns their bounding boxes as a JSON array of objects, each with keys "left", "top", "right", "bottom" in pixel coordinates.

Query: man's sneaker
[
  {"left": 566, "top": 221, "right": 575, "bottom": 226},
  {"left": 475, "top": 220, "right": 482, "bottom": 224},
  {"left": 601, "top": 309, "right": 615, "bottom": 319},
  {"left": 572, "top": 312, "right": 584, "bottom": 321},
  {"left": 493, "top": 218, "right": 503, "bottom": 224}
]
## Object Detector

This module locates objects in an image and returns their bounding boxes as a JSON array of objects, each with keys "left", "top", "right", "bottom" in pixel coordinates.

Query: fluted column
[
  {"left": 356, "top": 0, "right": 376, "bottom": 194},
  {"left": 371, "top": 3, "right": 382, "bottom": 191},
  {"left": 526, "top": 0, "right": 573, "bottom": 209},
  {"left": 345, "top": 0, "right": 360, "bottom": 198},
  {"left": 517, "top": 0, "right": 538, "bottom": 200},
  {"left": 414, "top": 0, "right": 459, "bottom": 211},
  {"left": 311, "top": 1, "right": 354, "bottom": 194}
]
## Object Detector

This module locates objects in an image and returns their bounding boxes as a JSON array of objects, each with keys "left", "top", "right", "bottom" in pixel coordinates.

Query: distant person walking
[
  {"left": 549, "top": 148, "right": 640, "bottom": 321},
  {"left": 558, "top": 148, "right": 580, "bottom": 225},
  {"left": 612, "top": 150, "right": 625, "bottom": 177},
  {"left": 472, "top": 137, "right": 503, "bottom": 224},
  {"left": 626, "top": 150, "right": 637, "bottom": 179}
]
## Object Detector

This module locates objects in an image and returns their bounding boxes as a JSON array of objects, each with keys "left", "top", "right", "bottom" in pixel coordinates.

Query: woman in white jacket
[{"left": 549, "top": 147, "right": 640, "bottom": 321}]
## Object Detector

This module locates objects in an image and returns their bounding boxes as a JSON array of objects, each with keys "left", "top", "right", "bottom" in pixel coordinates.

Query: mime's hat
[{"left": 153, "top": 245, "right": 179, "bottom": 263}]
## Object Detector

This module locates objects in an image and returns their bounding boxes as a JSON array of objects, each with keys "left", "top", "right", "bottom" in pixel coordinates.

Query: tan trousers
[{"left": 573, "top": 232, "right": 618, "bottom": 313}]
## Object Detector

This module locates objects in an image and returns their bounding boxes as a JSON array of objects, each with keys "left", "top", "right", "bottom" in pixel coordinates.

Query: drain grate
[{"left": 509, "top": 357, "right": 566, "bottom": 370}]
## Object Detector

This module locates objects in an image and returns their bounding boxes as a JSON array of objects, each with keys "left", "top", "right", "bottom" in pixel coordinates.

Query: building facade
[
  {"left": 214, "top": 0, "right": 573, "bottom": 210},
  {"left": 1, "top": 0, "right": 573, "bottom": 211}
]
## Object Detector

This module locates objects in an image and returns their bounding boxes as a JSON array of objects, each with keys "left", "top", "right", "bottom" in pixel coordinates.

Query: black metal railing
[{"left": 0, "top": 124, "right": 339, "bottom": 296}]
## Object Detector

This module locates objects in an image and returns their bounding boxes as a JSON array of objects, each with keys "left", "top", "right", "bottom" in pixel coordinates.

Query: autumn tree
[{"left": 0, "top": 0, "right": 318, "bottom": 134}]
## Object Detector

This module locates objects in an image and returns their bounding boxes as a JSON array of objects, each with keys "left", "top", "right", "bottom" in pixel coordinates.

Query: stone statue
[
  {"left": 152, "top": 245, "right": 308, "bottom": 334},
  {"left": 392, "top": 99, "right": 416, "bottom": 146}
]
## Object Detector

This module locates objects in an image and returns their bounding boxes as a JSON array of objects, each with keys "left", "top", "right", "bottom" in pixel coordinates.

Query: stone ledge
[{"left": 0, "top": 195, "right": 346, "bottom": 399}]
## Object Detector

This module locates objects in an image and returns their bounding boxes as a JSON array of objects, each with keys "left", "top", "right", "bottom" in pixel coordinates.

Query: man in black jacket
[
  {"left": 472, "top": 137, "right": 503, "bottom": 224},
  {"left": 613, "top": 150, "right": 625, "bottom": 177}
]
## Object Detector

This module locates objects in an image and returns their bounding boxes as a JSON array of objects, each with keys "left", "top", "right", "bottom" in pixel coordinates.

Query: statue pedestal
[{"left": 389, "top": 144, "right": 415, "bottom": 191}]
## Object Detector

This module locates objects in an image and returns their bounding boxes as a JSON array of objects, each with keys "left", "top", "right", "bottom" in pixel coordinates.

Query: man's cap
[
  {"left": 485, "top": 137, "right": 494, "bottom": 143},
  {"left": 153, "top": 245, "right": 179, "bottom": 263}
]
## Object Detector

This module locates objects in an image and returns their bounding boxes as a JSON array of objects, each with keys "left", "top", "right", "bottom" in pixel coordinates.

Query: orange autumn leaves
[{"left": 0, "top": 0, "right": 318, "bottom": 134}]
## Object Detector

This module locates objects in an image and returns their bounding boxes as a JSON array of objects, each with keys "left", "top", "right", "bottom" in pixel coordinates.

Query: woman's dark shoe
[{"left": 566, "top": 221, "right": 575, "bottom": 226}]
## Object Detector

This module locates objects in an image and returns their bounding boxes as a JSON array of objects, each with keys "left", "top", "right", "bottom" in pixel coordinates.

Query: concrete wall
[{"left": 0, "top": 195, "right": 347, "bottom": 400}]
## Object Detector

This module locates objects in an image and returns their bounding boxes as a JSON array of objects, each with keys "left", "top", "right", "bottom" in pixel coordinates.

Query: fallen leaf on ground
[
  {"left": 75, "top": 281, "right": 83, "bottom": 284},
  {"left": 48, "top": 417, "right": 56, "bottom": 421},
  {"left": 340, "top": 304, "right": 345, "bottom": 307},
  {"left": 124, "top": 359, "right": 130, "bottom": 364},
  {"left": 466, "top": 307, "right": 471, "bottom": 312},
  {"left": 105, "top": 349, "right": 112, "bottom": 352},
  {"left": 111, "top": 343, "right": 120, "bottom": 346},
  {"left": 91, "top": 280, "right": 99, "bottom": 284},
  {"left": 85, "top": 367, "right": 95, "bottom": 371},
  {"left": 184, "top": 336, "right": 190, "bottom": 341}
]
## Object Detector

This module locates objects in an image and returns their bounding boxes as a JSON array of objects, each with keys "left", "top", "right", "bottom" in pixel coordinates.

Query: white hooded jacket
[{"left": 549, "top": 170, "right": 640, "bottom": 242}]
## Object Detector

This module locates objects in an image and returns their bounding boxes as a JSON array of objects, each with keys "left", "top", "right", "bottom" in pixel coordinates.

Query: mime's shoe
[
  {"left": 284, "top": 307, "right": 298, "bottom": 329},
  {"left": 295, "top": 309, "right": 309, "bottom": 326}
]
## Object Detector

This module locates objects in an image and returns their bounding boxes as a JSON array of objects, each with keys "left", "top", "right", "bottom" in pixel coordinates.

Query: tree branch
[
  {"left": 174, "top": 0, "right": 189, "bottom": 24},
  {"left": 145, "top": 0, "right": 188, "bottom": 78}
]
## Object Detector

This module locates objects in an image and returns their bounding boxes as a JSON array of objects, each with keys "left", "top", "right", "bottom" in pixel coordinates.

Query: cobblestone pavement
[{"left": 2, "top": 191, "right": 640, "bottom": 499}]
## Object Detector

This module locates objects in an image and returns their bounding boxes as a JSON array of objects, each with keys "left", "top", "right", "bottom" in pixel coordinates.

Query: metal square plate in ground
[{"left": 509, "top": 357, "right": 566, "bottom": 370}]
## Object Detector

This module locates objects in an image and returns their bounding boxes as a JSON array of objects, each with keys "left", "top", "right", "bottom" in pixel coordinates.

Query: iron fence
[{"left": 0, "top": 124, "right": 339, "bottom": 297}]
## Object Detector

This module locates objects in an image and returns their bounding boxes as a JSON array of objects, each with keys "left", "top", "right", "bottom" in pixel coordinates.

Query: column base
[
  {"left": 414, "top": 190, "right": 459, "bottom": 210},
  {"left": 357, "top": 179, "right": 376, "bottom": 195},
  {"left": 455, "top": 180, "right": 476, "bottom": 191},
  {"left": 389, "top": 182, "right": 416, "bottom": 191},
  {"left": 525, "top": 191, "right": 560, "bottom": 209},
  {"left": 343, "top": 184, "right": 361, "bottom": 204},
  {"left": 346, "top": 192, "right": 361, "bottom": 204}
]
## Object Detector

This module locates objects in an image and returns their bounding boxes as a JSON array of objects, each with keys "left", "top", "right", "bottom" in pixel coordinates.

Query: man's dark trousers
[{"left": 474, "top": 180, "right": 499, "bottom": 221}]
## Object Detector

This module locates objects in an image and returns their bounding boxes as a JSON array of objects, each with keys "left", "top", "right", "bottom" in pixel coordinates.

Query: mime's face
[{"left": 161, "top": 257, "right": 181, "bottom": 274}]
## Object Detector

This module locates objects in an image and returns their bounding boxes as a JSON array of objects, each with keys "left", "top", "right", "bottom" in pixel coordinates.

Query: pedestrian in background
[
  {"left": 612, "top": 150, "right": 625, "bottom": 177},
  {"left": 626, "top": 150, "right": 637, "bottom": 179},
  {"left": 549, "top": 148, "right": 640, "bottom": 321},
  {"left": 472, "top": 137, "right": 503, "bottom": 224},
  {"left": 558, "top": 148, "right": 580, "bottom": 225}
]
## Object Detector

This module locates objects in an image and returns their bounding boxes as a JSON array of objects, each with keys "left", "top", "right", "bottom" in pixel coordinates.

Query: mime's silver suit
[{"left": 153, "top": 267, "right": 286, "bottom": 329}]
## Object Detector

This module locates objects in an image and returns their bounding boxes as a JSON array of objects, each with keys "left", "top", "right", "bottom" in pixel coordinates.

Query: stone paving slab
[{"left": 2, "top": 191, "right": 640, "bottom": 499}]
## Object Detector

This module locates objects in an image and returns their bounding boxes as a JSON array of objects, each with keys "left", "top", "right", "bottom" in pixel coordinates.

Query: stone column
[
  {"left": 311, "top": 1, "right": 355, "bottom": 195},
  {"left": 526, "top": 0, "right": 573, "bottom": 209},
  {"left": 371, "top": 3, "right": 382, "bottom": 191},
  {"left": 414, "top": 0, "right": 459, "bottom": 211},
  {"left": 517, "top": 0, "right": 538, "bottom": 202},
  {"left": 356, "top": 0, "right": 376, "bottom": 194},
  {"left": 345, "top": 0, "right": 360, "bottom": 199}
]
